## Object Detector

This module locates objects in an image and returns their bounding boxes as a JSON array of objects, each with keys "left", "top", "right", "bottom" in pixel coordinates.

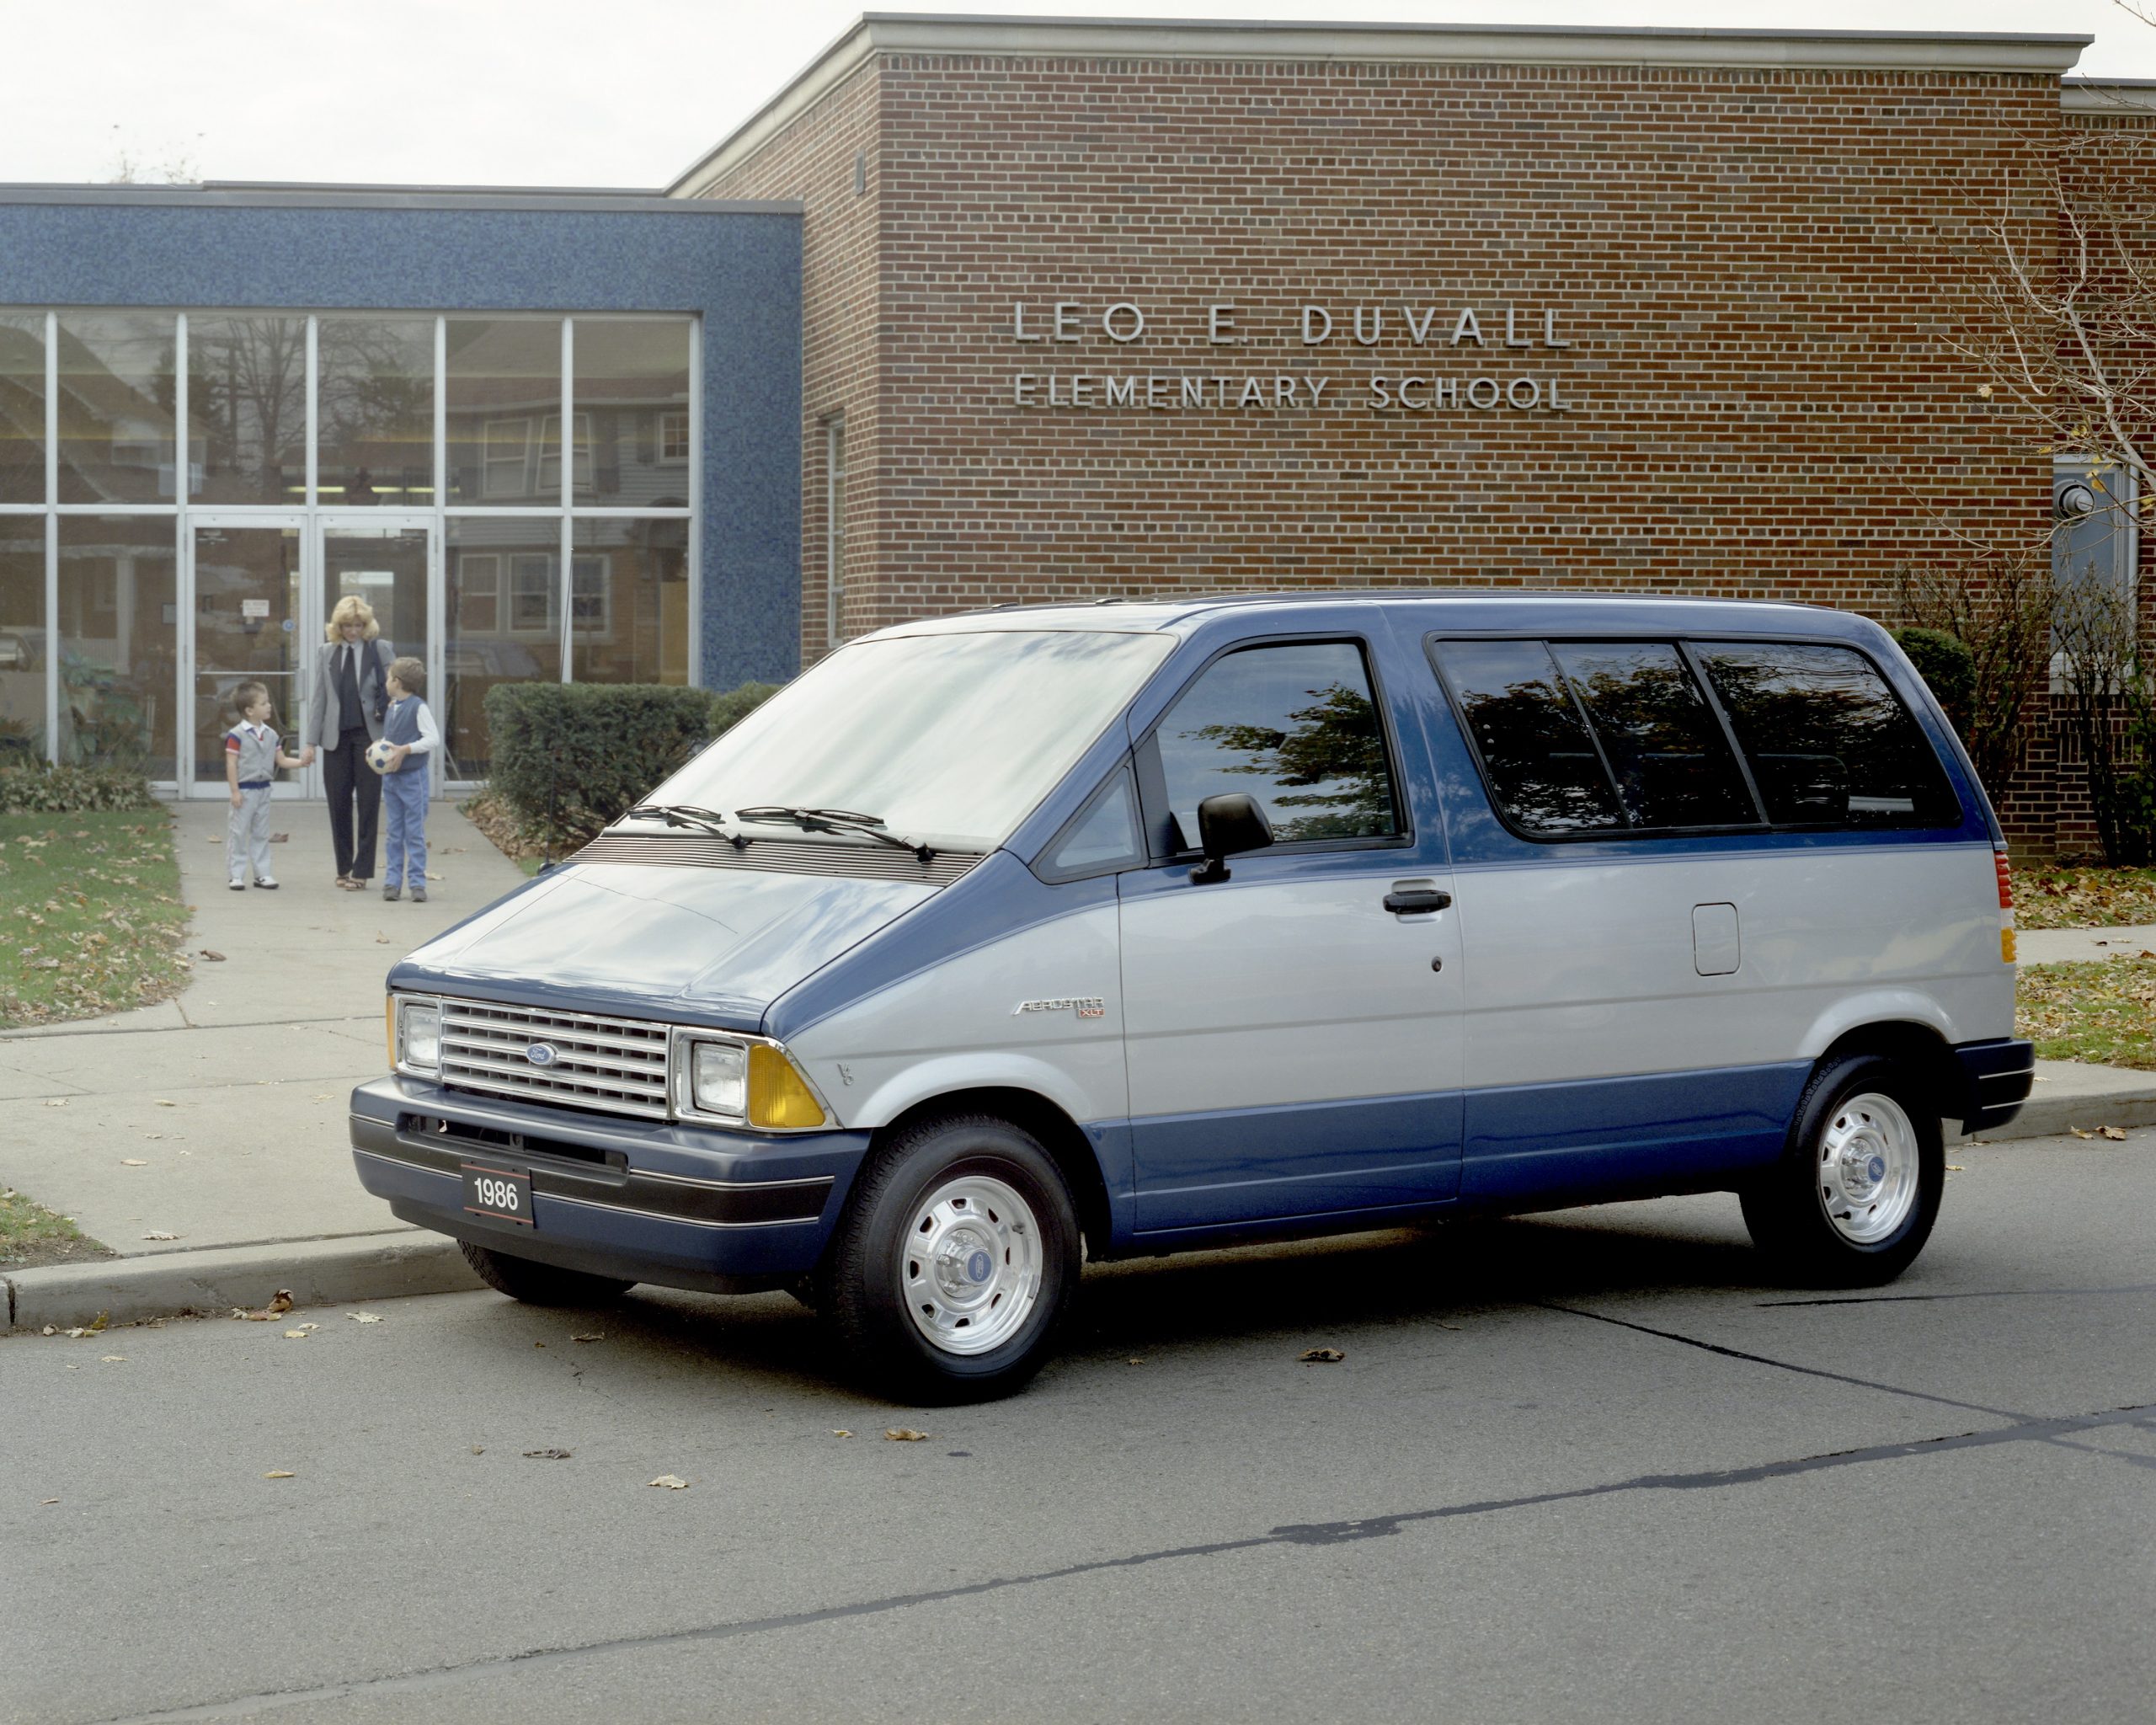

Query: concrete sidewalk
[
  {"left": 5, "top": 810, "right": 2154, "bottom": 1332},
  {"left": 2, "top": 796, "right": 524, "bottom": 1329}
]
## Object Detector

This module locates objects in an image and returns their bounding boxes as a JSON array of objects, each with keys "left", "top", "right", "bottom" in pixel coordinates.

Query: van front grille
[{"left": 438, "top": 998, "right": 670, "bottom": 1120}]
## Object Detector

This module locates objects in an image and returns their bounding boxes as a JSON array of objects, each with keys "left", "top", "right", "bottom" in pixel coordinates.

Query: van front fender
[{"left": 845, "top": 1051, "right": 1110, "bottom": 1135}]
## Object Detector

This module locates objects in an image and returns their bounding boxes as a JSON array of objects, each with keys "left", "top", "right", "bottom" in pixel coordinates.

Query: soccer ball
[{"left": 364, "top": 739, "right": 398, "bottom": 776}]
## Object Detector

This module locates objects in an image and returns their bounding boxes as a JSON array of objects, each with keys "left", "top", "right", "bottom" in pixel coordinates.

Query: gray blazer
[{"left": 300, "top": 638, "right": 394, "bottom": 750}]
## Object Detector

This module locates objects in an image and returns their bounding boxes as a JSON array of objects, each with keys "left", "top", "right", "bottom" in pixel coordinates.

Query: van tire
[
  {"left": 459, "top": 1239, "right": 635, "bottom": 1306},
  {"left": 1741, "top": 1054, "right": 1944, "bottom": 1287},
  {"left": 817, "top": 1112, "right": 1081, "bottom": 1404}
]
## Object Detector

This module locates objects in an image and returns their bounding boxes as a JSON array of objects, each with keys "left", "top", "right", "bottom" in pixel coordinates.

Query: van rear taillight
[{"left": 1995, "top": 845, "right": 2015, "bottom": 963}]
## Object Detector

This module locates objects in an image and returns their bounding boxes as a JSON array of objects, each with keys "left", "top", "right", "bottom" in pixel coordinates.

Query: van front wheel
[
  {"left": 1741, "top": 1055, "right": 1944, "bottom": 1287},
  {"left": 819, "top": 1114, "right": 1081, "bottom": 1403}
]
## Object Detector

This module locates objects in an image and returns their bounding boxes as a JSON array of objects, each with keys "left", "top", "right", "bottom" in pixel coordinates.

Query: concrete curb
[
  {"left": 1972, "top": 1091, "right": 2156, "bottom": 1141},
  {"left": 3, "top": 1231, "right": 481, "bottom": 1333}
]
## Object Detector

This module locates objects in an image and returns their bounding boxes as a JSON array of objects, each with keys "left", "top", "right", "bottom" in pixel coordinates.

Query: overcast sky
[{"left": 5, "top": 0, "right": 2152, "bottom": 189}]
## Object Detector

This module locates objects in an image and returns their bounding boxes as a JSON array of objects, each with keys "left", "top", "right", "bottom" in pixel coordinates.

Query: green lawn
[
  {"left": 0, "top": 1183, "right": 113, "bottom": 1272},
  {"left": 2014, "top": 865, "right": 2156, "bottom": 931},
  {"left": 2018, "top": 958, "right": 2156, "bottom": 1071},
  {"left": 0, "top": 810, "right": 191, "bottom": 1028}
]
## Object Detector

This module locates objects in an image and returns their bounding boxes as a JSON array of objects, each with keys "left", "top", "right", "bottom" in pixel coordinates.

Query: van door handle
[{"left": 1383, "top": 884, "right": 1452, "bottom": 915}]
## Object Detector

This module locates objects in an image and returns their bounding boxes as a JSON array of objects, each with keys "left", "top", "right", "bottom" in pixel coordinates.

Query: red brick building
[{"left": 676, "top": 15, "right": 2153, "bottom": 856}]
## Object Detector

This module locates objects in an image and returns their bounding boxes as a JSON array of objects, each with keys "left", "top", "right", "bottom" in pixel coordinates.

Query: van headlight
[
  {"left": 670, "top": 1030, "right": 829, "bottom": 1130},
  {"left": 393, "top": 996, "right": 442, "bottom": 1074}
]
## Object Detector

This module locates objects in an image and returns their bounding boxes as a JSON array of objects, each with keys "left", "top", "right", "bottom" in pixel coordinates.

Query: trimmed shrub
[
  {"left": 709, "top": 681, "right": 782, "bottom": 740},
  {"left": 0, "top": 763, "right": 159, "bottom": 814},
  {"left": 1893, "top": 627, "right": 1977, "bottom": 733},
  {"left": 485, "top": 683, "right": 716, "bottom": 853}
]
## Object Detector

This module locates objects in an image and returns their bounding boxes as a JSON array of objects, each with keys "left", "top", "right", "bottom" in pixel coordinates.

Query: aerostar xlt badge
[{"left": 1013, "top": 997, "right": 1107, "bottom": 1019}]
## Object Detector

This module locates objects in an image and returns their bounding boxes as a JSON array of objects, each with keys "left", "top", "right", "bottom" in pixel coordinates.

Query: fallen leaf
[
  {"left": 198, "top": 950, "right": 226, "bottom": 963},
  {"left": 1126, "top": 1357, "right": 1146, "bottom": 1365},
  {"left": 86, "top": 1311, "right": 108, "bottom": 1333},
  {"left": 40, "top": 1498, "right": 58, "bottom": 1505},
  {"left": 523, "top": 1448, "right": 573, "bottom": 1461},
  {"left": 42, "top": 1097, "right": 67, "bottom": 1108},
  {"left": 345, "top": 1311, "right": 383, "bottom": 1324},
  {"left": 649, "top": 1474, "right": 690, "bottom": 1489},
  {"left": 40, "top": 1326, "right": 54, "bottom": 1337},
  {"left": 1945, "top": 1163, "right": 1967, "bottom": 1172},
  {"left": 832, "top": 1429, "right": 853, "bottom": 1439},
  {"left": 99, "top": 1355, "right": 125, "bottom": 1363},
  {"left": 263, "top": 1471, "right": 296, "bottom": 1480},
  {"left": 2100, "top": 1126, "right": 2130, "bottom": 1140},
  {"left": 154, "top": 1099, "right": 177, "bottom": 1108},
  {"left": 375, "top": 934, "right": 390, "bottom": 944},
  {"left": 238, "top": 1290, "right": 295, "bottom": 1321},
  {"left": 884, "top": 1428, "right": 930, "bottom": 1442},
  {"left": 1299, "top": 1348, "right": 1345, "bottom": 1364},
  {"left": 143, "top": 1231, "right": 179, "bottom": 1241},
  {"left": 471, "top": 1445, "right": 485, "bottom": 1455},
  {"left": 425, "top": 871, "right": 444, "bottom": 880},
  {"left": 2070, "top": 1128, "right": 2095, "bottom": 1140},
  {"left": 570, "top": 1332, "right": 604, "bottom": 1343},
  {"left": 120, "top": 1158, "right": 147, "bottom": 1167}
]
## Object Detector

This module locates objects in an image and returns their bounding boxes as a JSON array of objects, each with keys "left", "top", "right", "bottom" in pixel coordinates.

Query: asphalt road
[{"left": 6, "top": 1128, "right": 2153, "bottom": 1725}]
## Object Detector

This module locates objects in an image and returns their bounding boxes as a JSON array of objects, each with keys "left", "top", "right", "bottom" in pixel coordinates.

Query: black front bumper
[{"left": 349, "top": 1076, "right": 875, "bottom": 1294}]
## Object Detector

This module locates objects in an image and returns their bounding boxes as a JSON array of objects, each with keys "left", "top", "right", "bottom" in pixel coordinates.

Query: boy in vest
[
  {"left": 376, "top": 656, "right": 440, "bottom": 902},
  {"left": 225, "top": 681, "right": 302, "bottom": 890}
]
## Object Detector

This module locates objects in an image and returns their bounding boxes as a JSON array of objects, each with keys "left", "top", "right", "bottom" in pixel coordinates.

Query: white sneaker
[
  {"left": 227, "top": 879, "right": 247, "bottom": 890},
  {"left": 253, "top": 877, "right": 279, "bottom": 889}
]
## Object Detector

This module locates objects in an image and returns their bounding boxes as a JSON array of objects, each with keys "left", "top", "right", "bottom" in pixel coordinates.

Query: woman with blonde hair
[{"left": 298, "top": 595, "right": 395, "bottom": 889}]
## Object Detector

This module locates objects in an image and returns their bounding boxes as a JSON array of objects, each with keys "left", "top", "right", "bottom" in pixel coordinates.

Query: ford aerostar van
[{"left": 353, "top": 594, "right": 2031, "bottom": 1400}]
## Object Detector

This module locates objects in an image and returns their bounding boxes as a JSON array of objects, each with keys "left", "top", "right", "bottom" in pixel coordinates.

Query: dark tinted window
[
  {"left": 1155, "top": 641, "right": 1398, "bottom": 846},
  {"left": 1550, "top": 643, "right": 1758, "bottom": 829},
  {"left": 1695, "top": 644, "right": 1960, "bottom": 828},
  {"left": 1433, "top": 639, "right": 1623, "bottom": 834}
]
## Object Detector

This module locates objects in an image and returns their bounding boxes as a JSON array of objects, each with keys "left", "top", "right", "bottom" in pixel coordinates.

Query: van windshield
[{"left": 639, "top": 628, "right": 1176, "bottom": 853}]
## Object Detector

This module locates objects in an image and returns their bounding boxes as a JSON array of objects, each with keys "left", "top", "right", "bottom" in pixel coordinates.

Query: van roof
[{"left": 854, "top": 589, "right": 1875, "bottom": 641}]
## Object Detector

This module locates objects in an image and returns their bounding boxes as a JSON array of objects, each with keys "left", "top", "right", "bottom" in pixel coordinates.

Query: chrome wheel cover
[
  {"left": 899, "top": 1173, "right": 1043, "bottom": 1356},
  {"left": 1815, "top": 1091, "right": 1920, "bottom": 1245}
]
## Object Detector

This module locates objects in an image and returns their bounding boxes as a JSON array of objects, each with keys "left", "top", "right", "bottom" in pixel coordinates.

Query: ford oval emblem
[{"left": 525, "top": 1042, "right": 558, "bottom": 1068}]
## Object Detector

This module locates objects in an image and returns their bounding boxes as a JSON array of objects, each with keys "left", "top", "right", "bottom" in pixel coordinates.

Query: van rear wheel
[
  {"left": 818, "top": 1113, "right": 1081, "bottom": 1403},
  {"left": 459, "top": 1240, "right": 634, "bottom": 1306},
  {"left": 1741, "top": 1054, "right": 1944, "bottom": 1287}
]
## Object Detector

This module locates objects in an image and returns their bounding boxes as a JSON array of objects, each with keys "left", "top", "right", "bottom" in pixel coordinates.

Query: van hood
[{"left": 388, "top": 862, "right": 942, "bottom": 1031}]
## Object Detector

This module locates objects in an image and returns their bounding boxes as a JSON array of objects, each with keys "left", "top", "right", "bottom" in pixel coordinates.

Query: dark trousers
[{"left": 323, "top": 726, "right": 382, "bottom": 880}]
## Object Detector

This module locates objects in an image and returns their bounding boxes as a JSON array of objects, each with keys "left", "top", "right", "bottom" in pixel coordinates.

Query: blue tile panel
[{"left": 0, "top": 200, "right": 803, "bottom": 689}]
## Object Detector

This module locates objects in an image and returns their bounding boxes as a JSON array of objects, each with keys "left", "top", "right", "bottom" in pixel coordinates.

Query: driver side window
[{"left": 1154, "top": 640, "right": 1401, "bottom": 851}]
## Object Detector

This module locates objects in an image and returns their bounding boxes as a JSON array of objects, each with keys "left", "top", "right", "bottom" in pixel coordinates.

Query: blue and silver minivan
[{"left": 354, "top": 594, "right": 2032, "bottom": 1400}]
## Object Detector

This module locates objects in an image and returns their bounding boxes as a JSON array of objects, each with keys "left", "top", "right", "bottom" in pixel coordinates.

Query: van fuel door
[{"left": 1693, "top": 902, "right": 1741, "bottom": 976}]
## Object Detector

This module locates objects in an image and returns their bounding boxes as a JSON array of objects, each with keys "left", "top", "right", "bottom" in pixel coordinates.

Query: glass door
[
  {"left": 319, "top": 516, "right": 435, "bottom": 790},
  {"left": 188, "top": 520, "right": 305, "bottom": 798}
]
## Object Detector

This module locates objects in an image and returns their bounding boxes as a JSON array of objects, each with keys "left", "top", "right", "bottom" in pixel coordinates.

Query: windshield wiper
[
  {"left": 733, "top": 804, "right": 937, "bottom": 862},
  {"left": 622, "top": 803, "right": 749, "bottom": 848}
]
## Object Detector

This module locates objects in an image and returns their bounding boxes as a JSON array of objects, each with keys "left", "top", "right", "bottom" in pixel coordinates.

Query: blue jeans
[{"left": 381, "top": 770, "right": 429, "bottom": 890}]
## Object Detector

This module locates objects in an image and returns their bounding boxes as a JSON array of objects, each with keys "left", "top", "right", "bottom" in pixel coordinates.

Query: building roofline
[
  {"left": 0, "top": 182, "right": 799, "bottom": 216},
  {"left": 2063, "top": 77, "right": 2156, "bottom": 115},
  {"left": 667, "top": 12, "right": 2095, "bottom": 196}
]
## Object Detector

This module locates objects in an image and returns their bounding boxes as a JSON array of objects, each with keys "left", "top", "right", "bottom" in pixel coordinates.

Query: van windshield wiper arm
[
  {"left": 733, "top": 804, "right": 937, "bottom": 862},
  {"left": 622, "top": 803, "right": 749, "bottom": 848}
]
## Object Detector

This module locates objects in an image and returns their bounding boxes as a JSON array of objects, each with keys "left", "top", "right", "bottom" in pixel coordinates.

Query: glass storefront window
[
  {"left": 318, "top": 317, "right": 435, "bottom": 507},
  {"left": 0, "top": 521, "right": 45, "bottom": 762},
  {"left": 57, "top": 314, "right": 179, "bottom": 505},
  {"left": 446, "top": 518, "right": 563, "bottom": 778},
  {"left": 0, "top": 314, "right": 45, "bottom": 505},
  {"left": 571, "top": 318, "right": 692, "bottom": 509},
  {"left": 571, "top": 517, "right": 689, "bottom": 686},
  {"left": 446, "top": 319, "right": 562, "bottom": 506},
  {"left": 189, "top": 316, "right": 307, "bottom": 505},
  {"left": 58, "top": 515, "right": 178, "bottom": 777}
]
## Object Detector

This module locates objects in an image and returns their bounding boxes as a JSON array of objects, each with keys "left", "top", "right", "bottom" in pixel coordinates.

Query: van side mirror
[{"left": 1191, "top": 793, "right": 1273, "bottom": 884}]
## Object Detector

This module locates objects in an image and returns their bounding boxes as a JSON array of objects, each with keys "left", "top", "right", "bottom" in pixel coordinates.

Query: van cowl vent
[{"left": 573, "top": 832, "right": 984, "bottom": 887}]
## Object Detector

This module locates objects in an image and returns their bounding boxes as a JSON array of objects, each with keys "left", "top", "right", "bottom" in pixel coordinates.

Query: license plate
[{"left": 461, "top": 1161, "right": 535, "bottom": 1228}]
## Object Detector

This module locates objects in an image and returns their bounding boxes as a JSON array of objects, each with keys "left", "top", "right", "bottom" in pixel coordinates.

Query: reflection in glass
[
  {"left": 318, "top": 318, "right": 435, "bottom": 506},
  {"left": 572, "top": 318, "right": 692, "bottom": 508},
  {"left": 656, "top": 630, "right": 1177, "bottom": 853},
  {"left": 0, "top": 314, "right": 45, "bottom": 505},
  {"left": 1160, "top": 642, "right": 1396, "bottom": 845},
  {"left": 571, "top": 518, "right": 688, "bottom": 686},
  {"left": 446, "top": 319, "right": 561, "bottom": 505},
  {"left": 1550, "top": 643, "right": 1756, "bottom": 830},
  {"left": 1699, "top": 645, "right": 1959, "bottom": 829},
  {"left": 446, "top": 519, "right": 562, "bottom": 778},
  {"left": 193, "top": 526, "right": 300, "bottom": 787},
  {"left": 0, "top": 520, "right": 45, "bottom": 761},
  {"left": 58, "top": 515, "right": 177, "bottom": 777},
  {"left": 189, "top": 316, "right": 307, "bottom": 505},
  {"left": 56, "top": 314, "right": 179, "bottom": 505},
  {"left": 1436, "top": 639, "right": 1623, "bottom": 835}
]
